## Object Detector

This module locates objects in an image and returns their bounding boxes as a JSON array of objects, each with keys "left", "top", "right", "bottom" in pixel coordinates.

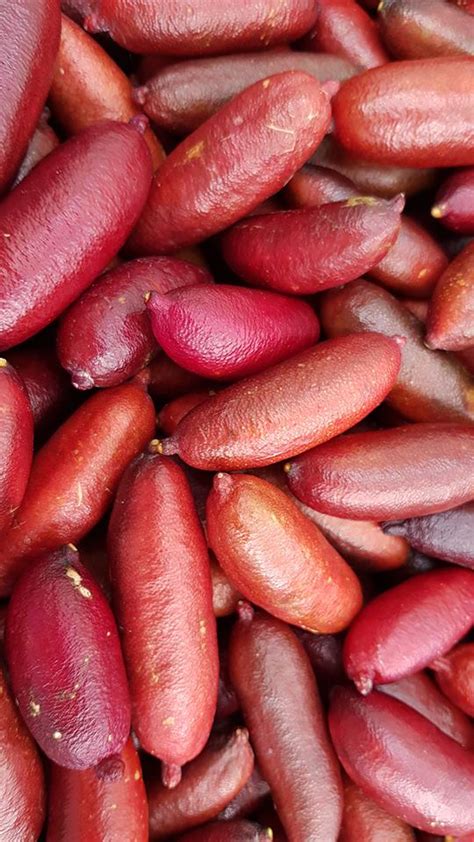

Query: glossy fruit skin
[
  {"left": 222, "top": 196, "right": 403, "bottom": 295},
  {"left": 432, "top": 167, "right": 474, "bottom": 234},
  {"left": 0, "top": 0, "right": 60, "bottom": 193},
  {"left": 127, "top": 72, "right": 331, "bottom": 254},
  {"left": 46, "top": 738, "right": 148, "bottom": 842},
  {"left": 431, "top": 643, "right": 474, "bottom": 717},
  {"left": 161, "top": 333, "right": 401, "bottom": 470},
  {"left": 287, "top": 424, "right": 474, "bottom": 521},
  {"left": 305, "top": 0, "right": 389, "bottom": 67},
  {"left": 342, "top": 568, "right": 474, "bottom": 693},
  {"left": 50, "top": 14, "right": 164, "bottom": 168},
  {"left": 57, "top": 258, "right": 211, "bottom": 389},
  {"left": 286, "top": 165, "right": 448, "bottom": 297},
  {"left": 0, "top": 121, "right": 152, "bottom": 351},
  {"left": 320, "top": 279, "right": 474, "bottom": 424},
  {"left": 333, "top": 58, "right": 474, "bottom": 167},
  {"left": 135, "top": 353, "right": 209, "bottom": 399},
  {"left": 0, "top": 361, "right": 34, "bottom": 536},
  {"left": 87, "top": 0, "right": 318, "bottom": 55},
  {"left": 176, "top": 821, "right": 273, "bottom": 841},
  {"left": 385, "top": 502, "right": 474, "bottom": 570},
  {"left": 207, "top": 473, "right": 362, "bottom": 633},
  {"left": 8, "top": 341, "right": 76, "bottom": 441},
  {"left": 338, "top": 775, "right": 416, "bottom": 842},
  {"left": 378, "top": 0, "right": 474, "bottom": 58},
  {"left": 159, "top": 392, "right": 213, "bottom": 437},
  {"left": 0, "top": 382, "right": 155, "bottom": 594},
  {"left": 380, "top": 672, "right": 474, "bottom": 749},
  {"left": 229, "top": 608, "right": 343, "bottom": 842},
  {"left": 5, "top": 546, "right": 131, "bottom": 769},
  {"left": 329, "top": 686, "right": 474, "bottom": 836},
  {"left": 137, "top": 49, "right": 355, "bottom": 134},
  {"left": 148, "top": 728, "right": 255, "bottom": 840},
  {"left": 147, "top": 284, "right": 320, "bottom": 379},
  {"left": 426, "top": 242, "right": 474, "bottom": 350},
  {"left": 108, "top": 453, "right": 218, "bottom": 771},
  {"left": 13, "top": 115, "right": 59, "bottom": 187},
  {"left": 218, "top": 768, "right": 270, "bottom": 821},
  {"left": 0, "top": 666, "right": 45, "bottom": 841}
]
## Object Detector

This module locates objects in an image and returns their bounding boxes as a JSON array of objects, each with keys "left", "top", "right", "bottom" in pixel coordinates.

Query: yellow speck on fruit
[
  {"left": 283, "top": 462, "right": 291, "bottom": 474},
  {"left": 377, "top": 0, "right": 384, "bottom": 10},
  {"left": 29, "top": 700, "right": 40, "bottom": 717},
  {"left": 117, "top": 295, "right": 126, "bottom": 304},
  {"left": 134, "top": 770, "right": 141, "bottom": 781},
  {"left": 148, "top": 438, "right": 163, "bottom": 455},
  {"left": 185, "top": 140, "right": 205, "bottom": 161},
  {"left": 265, "top": 830, "right": 274, "bottom": 840},
  {"left": 162, "top": 716, "right": 175, "bottom": 726},
  {"left": 107, "top": 734, "right": 113, "bottom": 742},
  {"left": 431, "top": 204, "right": 445, "bottom": 219},
  {"left": 106, "top": 630, "right": 112, "bottom": 638},
  {"left": 110, "top": 803, "right": 117, "bottom": 811},
  {"left": 0, "top": 359, "right": 7, "bottom": 367},
  {"left": 52, "top": 731, "right": 62, "bottom": 740},
  {"left": 418, "top": 268, "right": 428, "bottom": 279},
  {"left": 345, "top": 196, "right": 378, "bottom": 207},
  {"left": 65, "top": 567, "right": 92, "bottom": 599},
  {"left": 199, "top": 620, "right": 207, "bottom": 637},
  {"left": 262, "top": 79, "right": 270, "bottom": 88}
]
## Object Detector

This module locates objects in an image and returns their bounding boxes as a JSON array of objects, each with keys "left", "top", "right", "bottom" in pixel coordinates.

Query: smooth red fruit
[
  {"left": 5, "top": 546, "right": 131, "bottom": 769},
  {"left": 108, "top": 452, "right": 218, "bottom": 775},
  {"left": 431, "top": 643, "right": 474, "bottom": 717},
  {"left": 86, "top": 0, "right": 318, "bottom": 55},
  {"left": 339, "top": 775, "right": 416, "bottom": 842},
  {"left": 305, "top": 0, "right": 389, "bottom": 67},
  {"left": 0, "top": 382, "right": 155, "bottom": 594},
  {"left": 58, "top": 257, "right": 211, "bottom": 389},
  {"left": 0, "top": 360, "right": 33, "bottom": 536},
  {"left": 222, "top": 196, "right": 403, "bottom": 295},
  {"left": 127, "top": 72, "right": 331, "bottom": 254},
  {"left": 285, "top": 165, "right": 448, "bottom": 297},
  {"left": 342, "top": 568, "right": 474, "bottom": 693},
  {"left": 47, "top": 738, "right": 148, "bottom": 841},
  {"left": 333, "top": 58, "right": 474, "bottom": 167},
  {"left": 0, "top": 665, "right": 45, "bottom": 840},
  {"left": 0, "top": 0, "right": 60, "bottom": 192},
  {"left": 147, "top": 284, "right": 320, "bottom": 379},
  {"left": 320, "top": 279, "right": 474, "bottom": 423},
  {"left": 137, "top": 49, "right": 355, "bottom": 134},
  {"left": 229, "top": 608, "right": 343, "bottom": 842},
  {"left": 50, "top": 14, "right": 164, "bottom": 168},
  {"left": 385, "top": 502, "right": 474, "bottom": 571},
  {"left": 329, "top": 686, "right": 474, "bottom": 836},
  {"left": 426, "top": 241, "right": 474, "bottom": 350},
  {"left": 13, "top": 114, "right": 59, "bottom": 187},
  {"left": 0, "top": 121, "right": 152, "bottom": 350},
  {"left": 378, "top": 0, "right": 474, "bottom": 58},
  {"left": 218, "top": 768, "right": 270, "bottom": 822},
  {"left": 207, "top": 473, "right": 362, "bottom": 633},
  {"left": 287, "top": 423, "right": 474, "bottom": 520},
  {"left": 148, "top": 729, "right": 255, "bottom": 840},
  {"left": 176, "top": 822, "right": 273, "bottom": 841},
  {"left": 432, "top": 167, "right": 474, "bottom": 234},
  {"left": 211, "top": 558, "right": 241, "bottom": 618},
  {"left": 380, "top": 672, "right": 474, "bottom": 749},
  {"left": 161, "top": 333, "right": 401, "bottom": 470}
]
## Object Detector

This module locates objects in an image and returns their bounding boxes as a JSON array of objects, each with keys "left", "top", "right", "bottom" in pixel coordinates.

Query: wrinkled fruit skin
[
  {"left": 431, "top": 643, "right": 474, "bottom": 718},
  {"left": 378, "top": 0, "right": 474, "bottom": 59},
  {"left": 0, "top": 361, "right": 34, "bottom": 536},
  {"left": 426, "top": 241, "right": 474, "bottom": 351},
  {"left": 305, "top": 0, "right": 389, "bottom": 68}
]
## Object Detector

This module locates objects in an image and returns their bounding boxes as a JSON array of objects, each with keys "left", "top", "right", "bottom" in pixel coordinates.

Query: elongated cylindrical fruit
[
  {"left": 229, "top": 608, "right": 343, "bottom": 842},
  {"left": 207, "top": 473, "right": 362, "bottom": 632},
  {"left": 285, "top": 165, "right": 448, "bottom": 297},
  {"left": 5, "top": 546, "right": 131, "bottom": 769},
  {"left": 0, "top": 666, "right": 45, "bottom": 840},
  {"left": 305, "top": 0, "right": 389, "bottom": 67},
  {"left": 341, "top": 568, "right": 474, "bottom": 693},
  {"left": 380, "top": 672, "right": 474, "bottom": 748},
  {"left": 426, "top": 242, "right": 474, "bottom": 350},
  {"left": 378, "top": 0, "right": 474, "bottom": 58},
  {"left": 47, "top": 738, "right": 147, "bottom": 841},
  {"left": 385, "top": 502, "right": 474, "bottom": 570},
  {"left": 217, "top": 768, "right": 270, "bottom": 821},
  {"left": 431, "top": 644, "right": 474, "bottom": 717},
  {"left": 108, "top": 452, "right": 218, "bottom": 776},
  {"left": 432, "top": 167, "right": 474, "bottom": 234},
  {"left": 402, "top": 295, "right": 474, "bottom": 377},
  {"left": 57, "top": 258, "right": 212, "bottom": 389},
  {"left": 13, "top": 114, "right": 59, "bottom": 187},
  {"left": 329, "top": 686, "right": 474, "bottom": 836},
  {"left": 148, "top": 729, "right": 255, "bottom": 839},
  {"left": 222, "top": 197, "right": 403, "bottom": 295},
  {"left": 86, "top": 0, "right": 318, "bottom": 55},
  {"left": 177, "top": 822, "right": 273, "bottom": 842},
  {"left": 287, "top": 424, "right": 474, "bottom": 520},
  {"left": 319, "top": 279, "right": 474, "bottom": 423},
  {"left": 0, "top": 382, "right": 155, "bottom": 594},
  {"left": 339, "top": 775, "right": 416, "bottom": 842},
  {"left": 147, "top": 284, "right": 320, "bottom": 379},
  {"left": 333, "top": 58, "right": 474, "bottom": 167},
  {"left": 50, "top": 14, "right": 163, "bottom": 167},
  {"left": 127, "top": 72, "right": 331, "bottom": 254},
  {"left": 161, "top": 333, "right": 401, "bottom": 470},
  {"left": 0, "top": 120, "right": 152, "bottom": 350},
  {"left": 137, "top": 50, "right": 355, "bottom": 134},
  {"left": 0, "top": 0, "right": 60, "bottom": 193},
  {"left": 0, "top": 360, "right": 34, "bottom": 535}
]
